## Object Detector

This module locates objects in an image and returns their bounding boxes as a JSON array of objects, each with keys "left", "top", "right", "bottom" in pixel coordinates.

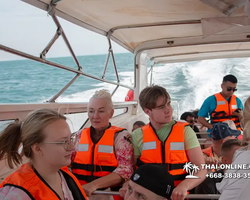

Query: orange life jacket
[
  {"left": 211, "top": 93, "right": 241, "bottom": 130},
  {"left": 0, "top": 163, "right": 87, "bottom": 200},
  {"left": 137, "top": 121, "right": 189, "bottom": 186},
  {"left": 72, "top": 126, "right": 125, "bottom": 187},
  {"left": 202, "top": 146, "right": 216, "bottom": 172},
  {"left": 202, "top": 146, "right": 214, "bottom": 157}
]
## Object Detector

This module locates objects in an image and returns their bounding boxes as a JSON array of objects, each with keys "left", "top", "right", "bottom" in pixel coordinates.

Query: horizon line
[{"left": 0, "top": 52, "right": 131, "bottom": 62}]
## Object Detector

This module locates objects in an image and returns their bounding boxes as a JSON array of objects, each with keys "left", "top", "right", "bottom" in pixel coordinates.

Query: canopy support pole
[
  {"left": 40, "top": 27, "right": 62, "bottom": 59},
  {"left": 148, "top": 63, "right": 155, "bottom": 86},
  {"left": 102, "top": 32, "right": 122, "bottom": 96},
  {"left": 0, "top": 44, "right": 133, "bottom": 90},
  {"left": 49, "top": 74, "right": 80, "bottom": 102}
]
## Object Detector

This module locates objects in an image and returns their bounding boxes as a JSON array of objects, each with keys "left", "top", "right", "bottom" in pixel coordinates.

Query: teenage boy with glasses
[{"left": 198, "top": 74, "right": 243, "bottom": 132}]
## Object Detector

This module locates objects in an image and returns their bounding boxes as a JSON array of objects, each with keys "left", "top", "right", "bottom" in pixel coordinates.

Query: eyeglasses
[
  {"left": 226, "top": 87, "right": 237, "bottom": 92},
  {"left": 42, "top": 134, "right": 77, "bottom": 150}
]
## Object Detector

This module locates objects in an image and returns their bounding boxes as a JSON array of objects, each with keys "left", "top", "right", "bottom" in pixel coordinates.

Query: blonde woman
[
  {"left": 0, "top": 108, "right": 87, "bottom": 200},
  {"left": 217, "top": 96, "right": 250, "bottom": 200},
  {"left": 71, "top": 90, "right": 134, "bottom": 200}
]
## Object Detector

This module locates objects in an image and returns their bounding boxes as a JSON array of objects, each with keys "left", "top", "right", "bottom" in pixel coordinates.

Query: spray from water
[{"left": 57, "top": 58, "right": 250, "bottom": 119}]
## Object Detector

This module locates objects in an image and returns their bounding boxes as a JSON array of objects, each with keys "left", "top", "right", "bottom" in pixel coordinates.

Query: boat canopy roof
[{"left": 22, "top": 0, "right": 250, "bottom": 63}]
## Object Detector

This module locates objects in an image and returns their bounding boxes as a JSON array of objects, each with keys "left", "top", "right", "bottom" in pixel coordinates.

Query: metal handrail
[
  {"left": 92, "top": 191, "right": 220, "bottom": 199},
  {"left": 0, "top": 44, "right": 133, "bottom": 91}
]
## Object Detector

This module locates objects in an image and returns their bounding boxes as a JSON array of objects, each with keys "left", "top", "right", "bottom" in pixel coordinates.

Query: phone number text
[{"left": 206, "top": 173, "right": 250, "bottom": 179}]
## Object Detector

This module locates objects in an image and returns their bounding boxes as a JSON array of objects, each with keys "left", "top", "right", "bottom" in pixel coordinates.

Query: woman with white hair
[
  {"left": 71, "top": 90, "right": 134, "bottom": 200},
  {"left": 217, "top": 96, "right": 250, "bottom": 200}
]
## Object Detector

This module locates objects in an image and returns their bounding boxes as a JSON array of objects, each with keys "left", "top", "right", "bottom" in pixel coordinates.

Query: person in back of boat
[
  {"left": 71, "top": 89, "right": 134, "bottom": 200},
  {"left": 0, "top": 108, "right": 87, "bottom": 200},
  {"left": 198, "top": 74, "right": 243, "bottom": 133},
  {"left": 130, "top": 85, "right": 207, "bottom": 200},
  {"left": 196, "top": 139, "right": 247, "bottom": 199},
  {"left": 202, "top": 120, "right": 241, "bottom": 168},
  {"left": 124, "top": 164, "right": 174, "bottom": 200},
  {"left": 192, "top": 109, "right": 207, "bottom": 131},
  {"left": 217, "top": 96, "right": 250, "bottom": 200},
  {"left": 132, "top": 121, "right": 145, "bottom": 132},
  {"left": 180, "top": 111, "right": 200, "bottom": 134}
]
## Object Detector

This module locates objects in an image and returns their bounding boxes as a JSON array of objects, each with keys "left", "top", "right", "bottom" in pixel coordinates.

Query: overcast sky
[{"left": 0, "top": 0, "right": 128, "bottom": 61}]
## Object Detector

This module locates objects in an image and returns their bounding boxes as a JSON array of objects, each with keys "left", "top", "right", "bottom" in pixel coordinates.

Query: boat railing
[
  {"left": 0, "top": 101, "right": 139, "bottom": 133},
  {"left": 0, "top": 8, "right": 135, "bottom": 103},
  {"left": 92, "top": 191, "right": 220, "bottom": 199}
]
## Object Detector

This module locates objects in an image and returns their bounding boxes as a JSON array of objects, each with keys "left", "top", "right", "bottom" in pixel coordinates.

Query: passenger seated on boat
[
  {"left": 124, "top": 164, "right": 174, "bottom": 200},
  {"left": 196, "top": 139, "right": 246, "bottom": 199},
  {"left": 71, "top": 89, "right": 133, "bottom": 200},
  {"left": 132, "top": 121, "right": 145, "bottom": 132},
  {"left": 202, "top": 121, "right": 241, "bottom": 168},
  {"left": 0, "top": 108, "right": 88, "bottom": 200},
  {"left": 180, "top": 111, "right": 200, "bottom": 134},
  {"left": 198, "top": 74, "right": 244, "bottom": 133},
  {"left": 191, "top": 109, "right": 207, "bottom": 131},
  {"left": 217, "top": 96, "right": 250, "bottom": 200},
  {"left": 130, "top": 85, "right": 207, "bottom": 200}
]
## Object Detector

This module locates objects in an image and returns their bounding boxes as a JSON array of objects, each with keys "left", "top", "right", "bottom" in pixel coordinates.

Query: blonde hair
[
  {"left": 89, "top": 89, "right": 113, "bottom": 109},
  {"left": 243, "top": 96, "right": 250, "bottom": 142},
  {"left": 0, "top": 108, "right": 66, "bottom": 168}
]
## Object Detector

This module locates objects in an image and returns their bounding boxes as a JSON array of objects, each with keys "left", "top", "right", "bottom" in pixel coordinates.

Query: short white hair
[{"left": 89, "top": 89, "right": 113, "bottom": 109}]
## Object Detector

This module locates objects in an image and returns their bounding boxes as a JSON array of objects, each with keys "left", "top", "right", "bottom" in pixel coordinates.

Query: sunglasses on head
[{"left": 227, "top": 87, "right": 237, "bottom": 92}]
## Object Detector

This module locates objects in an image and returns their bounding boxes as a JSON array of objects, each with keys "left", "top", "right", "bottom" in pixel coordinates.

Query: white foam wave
[
  {"left": 56, "top": 58, "right": 250, "bottom": 117},
  {"left": 57, "top": 71, "right": 133, "bottom": 103},
  {"left": 178, "top": 59, "right": 229, "bottom": 113}
]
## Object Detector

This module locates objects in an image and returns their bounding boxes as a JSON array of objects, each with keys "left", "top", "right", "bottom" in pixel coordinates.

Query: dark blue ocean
[{"left": 1, "top": 53, "right": 250, "bottom": 116}]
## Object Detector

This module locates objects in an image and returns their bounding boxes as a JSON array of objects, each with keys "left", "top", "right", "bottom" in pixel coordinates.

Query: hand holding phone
[{"left": 235, "top": 108, "right": 242, "bottom": 113}]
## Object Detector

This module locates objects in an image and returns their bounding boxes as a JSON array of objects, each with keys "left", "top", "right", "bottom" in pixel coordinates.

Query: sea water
[{"left": 0, "top": 53, "right": 250, "bottom": 117}]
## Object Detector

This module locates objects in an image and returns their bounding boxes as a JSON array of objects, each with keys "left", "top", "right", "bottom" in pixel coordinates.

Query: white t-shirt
[{"left": 217, "top": 146, "right": 250, "bottom": 200}]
